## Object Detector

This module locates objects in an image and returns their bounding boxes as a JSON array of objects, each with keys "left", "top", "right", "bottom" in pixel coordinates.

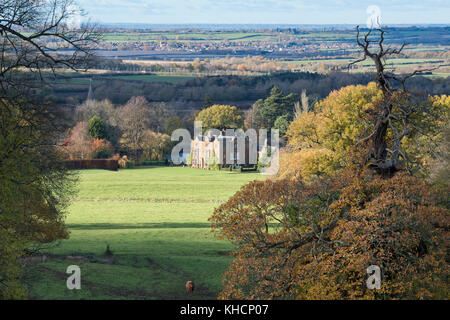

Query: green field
[
  {"left": 284, "top": 57, "right": 449, "bottom": 78},
  {"left": 99, "top": 29, "right": 447, "bottom": 45},
  {"left": 24, "top": 167, "right": 262, "bottom": 300},
  {"left": 102, "top": 32, "right": 274, "bottom": 43}
]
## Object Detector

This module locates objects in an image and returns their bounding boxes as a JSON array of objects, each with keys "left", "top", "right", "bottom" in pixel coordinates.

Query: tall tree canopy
[
  {"left": 164, "top": 116, "right": 185, "bottom": 136},
  {"left": 119, "top": 97, "right": 151, "bottom": 162},
  {"left": 244, "top": 99, "right": 265, "bottom": 130},
  {"left": 195, "top": 104, "right": 243, "bottom": 132},
  {"left": 0, "top": 0, "right": 96, "bottom": 298},
  {"left": 259, "top": 86, "right": 298, "bottom": 128},
  {"left": 88, "top": 116, "right": 107, "bottom": 139}
]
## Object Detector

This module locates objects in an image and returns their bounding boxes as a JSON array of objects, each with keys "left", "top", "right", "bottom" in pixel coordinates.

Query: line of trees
[
  {"left": 63, "top": 96, "right": 182, "bottom": 164},
  {"left": 51, "top": 69, "right": 450, "bottom": 121}
]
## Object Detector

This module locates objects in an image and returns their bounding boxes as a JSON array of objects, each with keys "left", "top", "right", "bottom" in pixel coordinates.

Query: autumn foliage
[
  {"left": 210, "top": 74, "right": 449, "bottom": 299},
  {"left": 0, "top": 101, "right": 73, "bottom": 299},
  {"left": 210, "top": 167, "right": 449, "bottom": 299},
  {"left": 195, "top": 104, "right": 244, "bottom": 131},
  {"left": 280, "top": 84, "right": 449, "bottom": 181}
]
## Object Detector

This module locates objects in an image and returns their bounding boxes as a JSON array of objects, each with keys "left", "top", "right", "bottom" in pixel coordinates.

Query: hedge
[
  {"left": 64, "top": 159, "right": 119, "bottom": 171},
  {"left": 139, "top": 160, "right": 169, "bottom": 166}
]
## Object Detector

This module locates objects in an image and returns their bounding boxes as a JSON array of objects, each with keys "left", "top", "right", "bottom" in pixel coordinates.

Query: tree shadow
[{"left": 67, "top": 222, "right": 212, "bottom": 230}]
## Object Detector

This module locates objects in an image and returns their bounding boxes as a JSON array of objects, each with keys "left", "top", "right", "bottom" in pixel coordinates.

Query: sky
[{"left": 76, "top": 0, "right": 450, "bottom": 25}]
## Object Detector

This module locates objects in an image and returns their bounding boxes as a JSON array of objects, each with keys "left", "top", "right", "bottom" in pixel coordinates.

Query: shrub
[
  {"left": 257, "top": 147, "right": 272, "bottom": 171},
  {"left": 65, "top": 159, "right": 118, "bottom": 171},
  {"left": 186, "top": 153, "right": 192, "bottom": 166},
  {"left": 118, "top": 155, "right": 133, "bottom": 169},
  {"left": 273, "top": 114, "right": 291, "bottom": 137},
  {"left": 206, "top": 151, "right": 219, "bottom": 170},
  {"left": 91, "top": 139, "right": 114, "bottom": 159}
]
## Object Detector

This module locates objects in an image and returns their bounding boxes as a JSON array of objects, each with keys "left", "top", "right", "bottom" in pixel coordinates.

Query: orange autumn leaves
[
  {"left": 210, "top": 83, "right": 449, "bottom": 300},
  {"left": 210, "top": 168, "right": 449, "bottom": 299},
  {"left": 280, "top": 82, "right": 383, "bottom": 180},
  {"left": 279, "top": 83, "right": 449, "bottom": 181}
]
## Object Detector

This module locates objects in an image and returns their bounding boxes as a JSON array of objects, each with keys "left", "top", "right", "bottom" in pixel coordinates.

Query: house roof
[{"left": 194, "top": 134, "right": 249, "bottom": 142}]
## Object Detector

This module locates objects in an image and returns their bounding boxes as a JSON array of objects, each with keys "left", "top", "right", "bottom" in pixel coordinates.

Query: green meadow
[
  {"left": 102, "top": 32, "right": 274, "bottom": 43},
  {"left": 25, "top": 167, "right": 263, "bottom": 300}
]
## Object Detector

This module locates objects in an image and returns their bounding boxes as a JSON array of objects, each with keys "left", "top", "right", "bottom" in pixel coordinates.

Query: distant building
[
  {"left": 87, "top": 79, "right": 94, "bottom": 101},
  {"left": 190, "top": 131, "right": 259, "bottom": 169}
]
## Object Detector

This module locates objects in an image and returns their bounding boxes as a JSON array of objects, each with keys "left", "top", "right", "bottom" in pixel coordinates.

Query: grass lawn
[{"left": 24, "top": 167, "right": 263, "bottom": 300}]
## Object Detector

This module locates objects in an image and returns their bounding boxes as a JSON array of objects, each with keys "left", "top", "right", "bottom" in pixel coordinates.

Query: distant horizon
[
  {"left": 98, "top": 23, "right": 450, "bottom": 26},
  {"left": 77, "top": 1, "right": 450, "bottom": 25},
  {"left": 95, "top": 23, "right": 450, "bottom": 30}
]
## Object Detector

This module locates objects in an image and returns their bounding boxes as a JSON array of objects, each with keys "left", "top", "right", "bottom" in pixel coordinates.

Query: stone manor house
[{"left": 190, "top": 131, "right": 267, "bottom": 169}]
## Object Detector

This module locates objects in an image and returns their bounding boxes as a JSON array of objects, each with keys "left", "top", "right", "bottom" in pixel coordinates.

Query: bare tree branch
[{"left": 348, "top": 26, "right": 442, "bottom": 174}]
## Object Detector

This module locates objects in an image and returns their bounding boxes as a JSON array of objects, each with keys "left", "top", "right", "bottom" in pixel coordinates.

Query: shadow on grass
[
  {"left": 67, "top": 222, "right": 212, "bottom": 230},
  {"left": 25, "top": 263, "right": 217, "bottom": 300},
  {"left": 119, "top": 165, "right": 167, "bottom": 170}
]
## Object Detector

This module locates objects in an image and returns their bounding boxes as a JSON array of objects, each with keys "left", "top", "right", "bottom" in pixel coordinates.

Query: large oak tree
[
  {"left": 0, "top": 0, "right": 97, "bottom": 298},
  {"left": 210, "top": 27, "right": 449, "bottom": 300}
]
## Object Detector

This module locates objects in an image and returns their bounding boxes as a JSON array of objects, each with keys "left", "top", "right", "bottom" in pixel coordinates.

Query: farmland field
[
  {"left": 102, "top": 31, "right": 275, "bottom": 43},
  {"left": 24, "top": 167, "right": 263, "bottom": 300}
]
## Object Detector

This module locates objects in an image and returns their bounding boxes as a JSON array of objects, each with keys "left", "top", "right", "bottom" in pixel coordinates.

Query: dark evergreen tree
[
  {"left": 260, "top": 87, "right": 298, "bottom": 128},
  {"left": 88, "top": 116, "right": 107, "bottom": 139}
]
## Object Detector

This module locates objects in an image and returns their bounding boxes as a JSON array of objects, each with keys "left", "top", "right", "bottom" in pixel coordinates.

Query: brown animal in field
[{"left": 186, "top": 281, "right": 195, "bottom": 294}]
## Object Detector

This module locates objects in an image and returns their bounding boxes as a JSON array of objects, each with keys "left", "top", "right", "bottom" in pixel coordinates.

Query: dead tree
[{"left": 349, "top": 26, "right": 440, "bottom": 174}]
